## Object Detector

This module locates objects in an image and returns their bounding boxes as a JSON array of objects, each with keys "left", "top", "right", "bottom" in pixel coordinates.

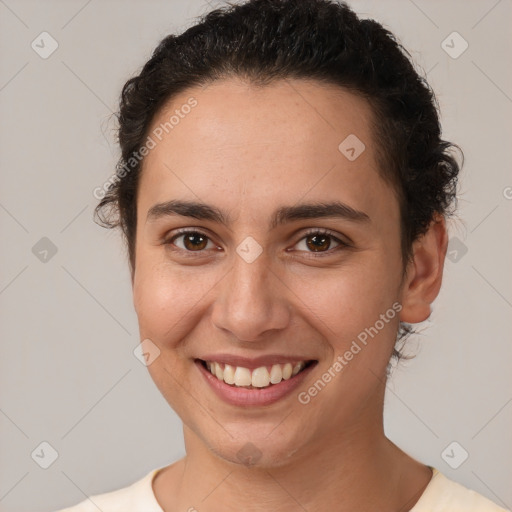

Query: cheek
[
  {"left": 132, "top": 257, "right": 217, "bottom": 346},
  {"left": 290, "top": 255, "right": 401, "bottom": 355}
]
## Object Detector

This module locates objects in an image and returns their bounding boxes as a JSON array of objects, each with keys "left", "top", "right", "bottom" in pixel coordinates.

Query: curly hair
[{"left": 94, "top": 0, "right": 461, "bottom": 361}]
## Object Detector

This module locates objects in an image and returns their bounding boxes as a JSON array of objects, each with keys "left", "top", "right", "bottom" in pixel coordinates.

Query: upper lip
[{"left": 197, "top": 354, "right": 317, "bottom": 370}]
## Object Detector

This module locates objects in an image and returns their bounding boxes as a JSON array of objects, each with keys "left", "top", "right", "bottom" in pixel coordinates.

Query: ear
[{"left": 399, "top": 215, "right": 448, "bottom": 323}]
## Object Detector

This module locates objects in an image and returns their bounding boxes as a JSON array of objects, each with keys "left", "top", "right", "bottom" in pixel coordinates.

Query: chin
[
  {"left": 203, "top": 427, "right": 305, "bottom": 470},
  {"left": 210, "top": 444, "right": 297, "bottom": 469}
]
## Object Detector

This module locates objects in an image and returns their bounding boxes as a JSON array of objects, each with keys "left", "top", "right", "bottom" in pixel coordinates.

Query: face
[{"left": 132, "top": 78, "right": 413, "bottom": 467}]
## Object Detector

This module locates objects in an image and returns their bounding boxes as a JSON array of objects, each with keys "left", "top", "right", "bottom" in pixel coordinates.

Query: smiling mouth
[{"left": 197, "top": 359, "right": 317, "bottom": 389}]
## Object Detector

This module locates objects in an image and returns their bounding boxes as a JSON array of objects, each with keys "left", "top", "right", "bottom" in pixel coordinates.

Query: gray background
[{"left": 0, "top": 0, "right": 511, "bottom": 511}]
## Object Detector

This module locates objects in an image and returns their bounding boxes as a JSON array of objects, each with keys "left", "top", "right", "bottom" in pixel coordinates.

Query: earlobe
[{"left": 399, "top": 215, "right": 448, "bottom": 324}]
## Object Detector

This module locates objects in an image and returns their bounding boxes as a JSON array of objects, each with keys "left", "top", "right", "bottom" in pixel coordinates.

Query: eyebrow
[{"left": 146, "top": 199, "right": 370, "bottom": 229}]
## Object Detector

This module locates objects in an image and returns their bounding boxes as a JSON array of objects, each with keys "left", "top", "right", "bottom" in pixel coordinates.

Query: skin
[{"left": 131, "top": 77, "right": 448, "bottom": 511}]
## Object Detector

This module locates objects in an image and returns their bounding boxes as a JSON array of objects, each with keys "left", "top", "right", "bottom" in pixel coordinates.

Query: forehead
[{"left": 137, "top": 78, "right": 397, "bottom": 229}]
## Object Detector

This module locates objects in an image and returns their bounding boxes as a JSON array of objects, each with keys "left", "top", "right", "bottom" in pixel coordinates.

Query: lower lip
[{"left": 195, "top": 360, "right": 317, "bottom": 407}]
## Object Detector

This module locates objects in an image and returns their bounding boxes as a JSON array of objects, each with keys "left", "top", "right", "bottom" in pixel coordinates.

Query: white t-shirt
[{"left": 54, "top": 467, "right": 509, "bottom": 512}]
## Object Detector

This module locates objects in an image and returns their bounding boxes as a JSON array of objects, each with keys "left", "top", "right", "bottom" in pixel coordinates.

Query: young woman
[{"left": 57, "top": 0, "right": 508, "bottom": 510}]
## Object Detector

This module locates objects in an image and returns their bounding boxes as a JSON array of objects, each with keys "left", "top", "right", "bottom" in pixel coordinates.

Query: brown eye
[
  {"left": 183, "top": 232, "right": 208, "bottom": 251},
  {"left": 294, "top": 230, "right": 346, "bottom": 255},
  {"left": 305, "top": 233, "right": 332, "bottom": 252},
  {"left": 166, "top": 231, "right": 215, "bottom": 252}
]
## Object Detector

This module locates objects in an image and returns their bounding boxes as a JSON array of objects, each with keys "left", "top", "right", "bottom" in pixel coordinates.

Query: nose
[{"left": 210, "top": 252, "right": 291, "bottom": 342}]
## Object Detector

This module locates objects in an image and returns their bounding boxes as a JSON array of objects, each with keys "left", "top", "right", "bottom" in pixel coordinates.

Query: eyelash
[{"left": 163, "top": 228, "right": 350, "bottom": 257}]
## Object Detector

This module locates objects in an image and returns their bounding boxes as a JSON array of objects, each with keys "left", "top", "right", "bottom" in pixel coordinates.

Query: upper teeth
[{"left": 205, "top": 361, "right": 307, "bottom": 388}]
